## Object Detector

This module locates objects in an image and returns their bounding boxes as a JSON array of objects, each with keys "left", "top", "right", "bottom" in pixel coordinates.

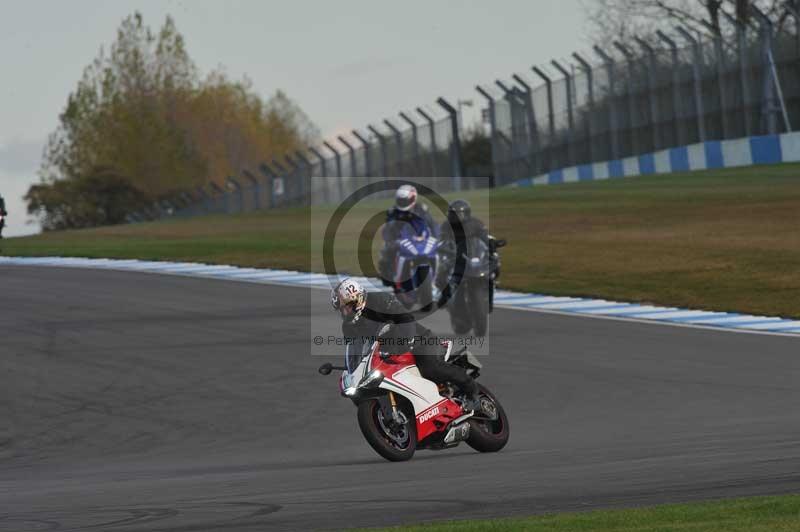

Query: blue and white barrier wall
[{"left": 514, "top": 132, "right": 800, "bottom": 187}]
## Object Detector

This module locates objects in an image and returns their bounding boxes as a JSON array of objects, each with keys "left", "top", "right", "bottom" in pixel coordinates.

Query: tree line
[{"left": 27, "top": 12, "right": 319, "bottom": 230}]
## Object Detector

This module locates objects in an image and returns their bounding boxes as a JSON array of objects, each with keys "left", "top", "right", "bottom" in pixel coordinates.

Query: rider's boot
[{"left": 460, "top": 380, "right": 481, "bottom": 413}]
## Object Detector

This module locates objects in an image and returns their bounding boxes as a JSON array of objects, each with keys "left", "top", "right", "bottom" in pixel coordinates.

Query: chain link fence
[
  {"left": 481, "top": 17, "right": 800, "bottom": 184},
  {"left": 129, "top": 12, "right": 800, "bottom": 222},
  {"left": 139, "top": 100, "right": 470, "bottom": 220}
]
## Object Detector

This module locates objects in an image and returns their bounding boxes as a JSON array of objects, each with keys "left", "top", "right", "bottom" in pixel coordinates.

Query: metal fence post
[
  {"left": 676, "top": 26, "right": 707, "bottom": 142},
  {"left": 531, "top": 67, "right": 556, "bottom": 158},
  {"left": 324, "top": 141, "right": 345, "bottom": 201},
  {"left": 284, "top": 154, "right": 300, "bottom": 206},
  {"left": 336, "top": 136, "right": 356, "bottom": 180},
  {"left": 417, "top": 107, "right": 438, "bottom": 177},
  {"left": 209, "top": 181, "right": 225, "bottom": 213},
  {"left": 195, "top": 185, "right": 211, "bottom": 214},
  {"left": 384, "top": 119, "right": 404, "bottom": 177},
  {"left": 178, "top": 192, "right": 194, "bottom": 215},
  {"left": 656, "top": 31, "right": 684, "bottom": 146},
  {"left": 241, "top": 170, "right": 260, "bottom": 211},
  {"left": 613, "top": 42, "right": 640, "bottom": 154},
  {"left": 496, "top": 79, "right": 531, "bottom": 179},
  {"left": 551, "top": 60, "right": 576, "bottom": 165},
  {"left": 634, "top": 37, "right": 662, "bottom": 150},
  {"left": 572, "top": 52, "right": 596, "bottom": 162},
  {"left": 702, "top": 21, "right": 730, "bottom": 139},
  {"left": 511, "top": 74, "right": 542, "bottom": 174},
  {"left": 226, "top": 176, "right": 243, "bottom": 213},
  {"left": 351, "top": 130, "right": 372, "bottom": 181},
  {"left": 339, "top": 134, "right": 362, "bottom": 195},
  {"left": 259, "top": 162, "right": 276, "bottom": 209},
  {"left": 437, "top": 97, "right": 463, "bottom": 187},
  {"left": 294, "top": 150, "right": 312, "bottom": 206},
  {"left": 309, "top": 147, "right": 329, "bottom": 204},
  {"left": 753, "top": 9, "right": 782, "bottom": 134},
  {"left": 399, "top": 112, "right": 421, "bottom": 175},
  {"left": 476, "top": 86, "right": 501, "bottom": 184},
  {"left": 788, "top": 1, "right": 800, "bottom": 56},
  {"left": 721, "top": 11, "right": 752, "bottom": 136},
  {"left": 367, "top": 125, "right": 388, "bottom": 178},
  {"left": 271, "top": 159, "right": 288, "bottom": 207},
  {"left": 593, "top": 45, "right": 620, "bottom": 160}
]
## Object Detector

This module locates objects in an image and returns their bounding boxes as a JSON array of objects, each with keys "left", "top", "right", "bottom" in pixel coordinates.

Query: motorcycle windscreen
[{"left": 344, "top": 337, "right": 372, "bottom": 374}]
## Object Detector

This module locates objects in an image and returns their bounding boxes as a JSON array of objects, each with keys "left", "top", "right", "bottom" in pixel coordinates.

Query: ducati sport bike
[{"left": 318, "top": 339, "right": 509, "bottom": 461}]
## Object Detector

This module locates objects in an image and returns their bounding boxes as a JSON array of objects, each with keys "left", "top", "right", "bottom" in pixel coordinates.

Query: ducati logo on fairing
[{"left": 418, "top": 406, "right": 440, "bottom": 423}]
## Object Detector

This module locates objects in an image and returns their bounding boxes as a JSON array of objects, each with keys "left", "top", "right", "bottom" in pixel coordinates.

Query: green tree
[
  {"left": 29, "top": 12, "right": 318, "bottom": 231},
  {"left": 26, "top": 167, "right": 147, "bottom": 230}
]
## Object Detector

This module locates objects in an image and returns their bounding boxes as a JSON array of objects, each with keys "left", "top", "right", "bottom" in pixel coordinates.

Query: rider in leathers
[
  {"left": 0, "top": 194, "right": 6, "bottom": 238},
  {"left": 436, "top": 199, "right": 498, "bottom": 298},
  {"left": 379, "top": 185, "right": 438, "bottom": 285},
  {"left": 332, "top": 278, "right": 480, "bottom": 410}
]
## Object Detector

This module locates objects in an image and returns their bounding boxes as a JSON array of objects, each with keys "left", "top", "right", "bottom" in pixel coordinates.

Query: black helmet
[{"left": 447, "top": 199, "right": 471, "bottom": 225}]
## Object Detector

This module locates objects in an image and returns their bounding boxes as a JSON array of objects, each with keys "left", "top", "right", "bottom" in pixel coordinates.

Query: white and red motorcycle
[{"left": 318, "top": 339, "right": 509, "bottom": 461}]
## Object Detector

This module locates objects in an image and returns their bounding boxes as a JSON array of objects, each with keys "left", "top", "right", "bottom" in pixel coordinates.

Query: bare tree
[{"left": 582, "top": 0, "right": 791, "bottom": 42}]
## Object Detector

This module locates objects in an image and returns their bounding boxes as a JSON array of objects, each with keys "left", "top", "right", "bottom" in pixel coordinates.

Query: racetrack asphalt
[{"left": 1, "top": 265, "right": 799, "bottom": 531}]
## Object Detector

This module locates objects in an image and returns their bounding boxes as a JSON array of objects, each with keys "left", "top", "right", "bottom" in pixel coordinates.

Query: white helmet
[
  {"left": 395, "top": 184, "right": 417, "bottom": 212},
  {"left": 331, "top": 277, "right": 367, "bottom": 322}
]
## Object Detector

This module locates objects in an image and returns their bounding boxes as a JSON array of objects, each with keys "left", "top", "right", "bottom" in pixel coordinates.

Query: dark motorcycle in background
[{"left": 440, "top": 235, "right": 506, "bottom": 337}]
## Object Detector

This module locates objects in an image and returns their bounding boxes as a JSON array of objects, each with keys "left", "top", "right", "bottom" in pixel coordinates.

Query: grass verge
[
  {"left": 360, "top": 494, "right": 800, "bottom": 531},
  {"left": 3, "top": 164, "right": 800, "bottom": 317}
]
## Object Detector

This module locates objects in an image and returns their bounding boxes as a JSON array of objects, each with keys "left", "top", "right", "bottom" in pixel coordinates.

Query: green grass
[
  {"left": 360, "top": 494, "right": 800, "bottom": 531},
  {"left": 3, "top": 163, "right": 800, "bottom": 317}
]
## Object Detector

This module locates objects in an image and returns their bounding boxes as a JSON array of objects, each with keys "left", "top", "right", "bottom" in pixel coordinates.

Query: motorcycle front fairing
[
  {"left": 394, "top": 223, "right": 440, "bottom": 296},
  {"left": 340, "top": 341, "right": 465, "bottom": 442}
]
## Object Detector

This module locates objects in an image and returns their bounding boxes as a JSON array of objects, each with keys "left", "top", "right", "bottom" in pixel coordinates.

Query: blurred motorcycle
[
  {"left": 440, "top": 235, "right": 506, "bottom": 337},
  {"left": 388, "top": 220, "right": 441, "bottom": 312}
]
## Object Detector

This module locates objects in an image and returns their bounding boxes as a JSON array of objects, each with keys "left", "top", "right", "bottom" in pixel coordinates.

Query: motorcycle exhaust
[{"left": 443, "top": 421, "right": 470, "bottom": 445}]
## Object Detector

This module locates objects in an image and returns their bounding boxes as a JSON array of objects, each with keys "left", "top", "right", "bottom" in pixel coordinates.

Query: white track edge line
[{"left": 2, "top": 257, "right": 799, "bottom": 340}]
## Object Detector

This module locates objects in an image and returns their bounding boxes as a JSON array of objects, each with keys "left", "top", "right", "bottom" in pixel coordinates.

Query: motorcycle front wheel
[{"left": 357, "top": 398, "right": 417, "bottom": 461}]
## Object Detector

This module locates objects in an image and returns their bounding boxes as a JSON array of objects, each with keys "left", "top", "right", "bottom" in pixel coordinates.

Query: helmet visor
[
  {"left": 396, "top": 195, "right": 415, "bottom": 210},
  {"left": 339, "top": 300, "right": 358, "bottom": 319}
]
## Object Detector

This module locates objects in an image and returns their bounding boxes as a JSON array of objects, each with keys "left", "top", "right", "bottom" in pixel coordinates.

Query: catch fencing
[
  {"left": 129, "top": 9, "right": 800, "bottom": 222},
  {"left": 482, "top": 13, "right": 800, "bottom": 185},
  {"left": 133, "top": 99, "right": 470, "bottom": 221}
]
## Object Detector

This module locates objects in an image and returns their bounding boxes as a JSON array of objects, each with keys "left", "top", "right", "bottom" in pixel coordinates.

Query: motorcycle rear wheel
[
  {"left": 357, "top": 398, "right": 417, "bottom": 462},
  {"left": 466, "top": 384, "right": 509, "bottom": 453}
]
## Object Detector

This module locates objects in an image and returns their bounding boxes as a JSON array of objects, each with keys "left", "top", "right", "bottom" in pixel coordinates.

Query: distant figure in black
[{"left": 0, "top": 194, "right": 7, "bottom": 239}]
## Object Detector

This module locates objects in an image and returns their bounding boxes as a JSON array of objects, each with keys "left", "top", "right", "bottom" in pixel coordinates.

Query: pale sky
[{"left": 0, "top": 0, "right": 588, "bottom": 236}]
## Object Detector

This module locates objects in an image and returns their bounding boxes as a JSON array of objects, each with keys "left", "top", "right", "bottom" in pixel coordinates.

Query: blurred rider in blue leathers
[{"left": 378, "top": 185, "right": 438, "bottom": 285}]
